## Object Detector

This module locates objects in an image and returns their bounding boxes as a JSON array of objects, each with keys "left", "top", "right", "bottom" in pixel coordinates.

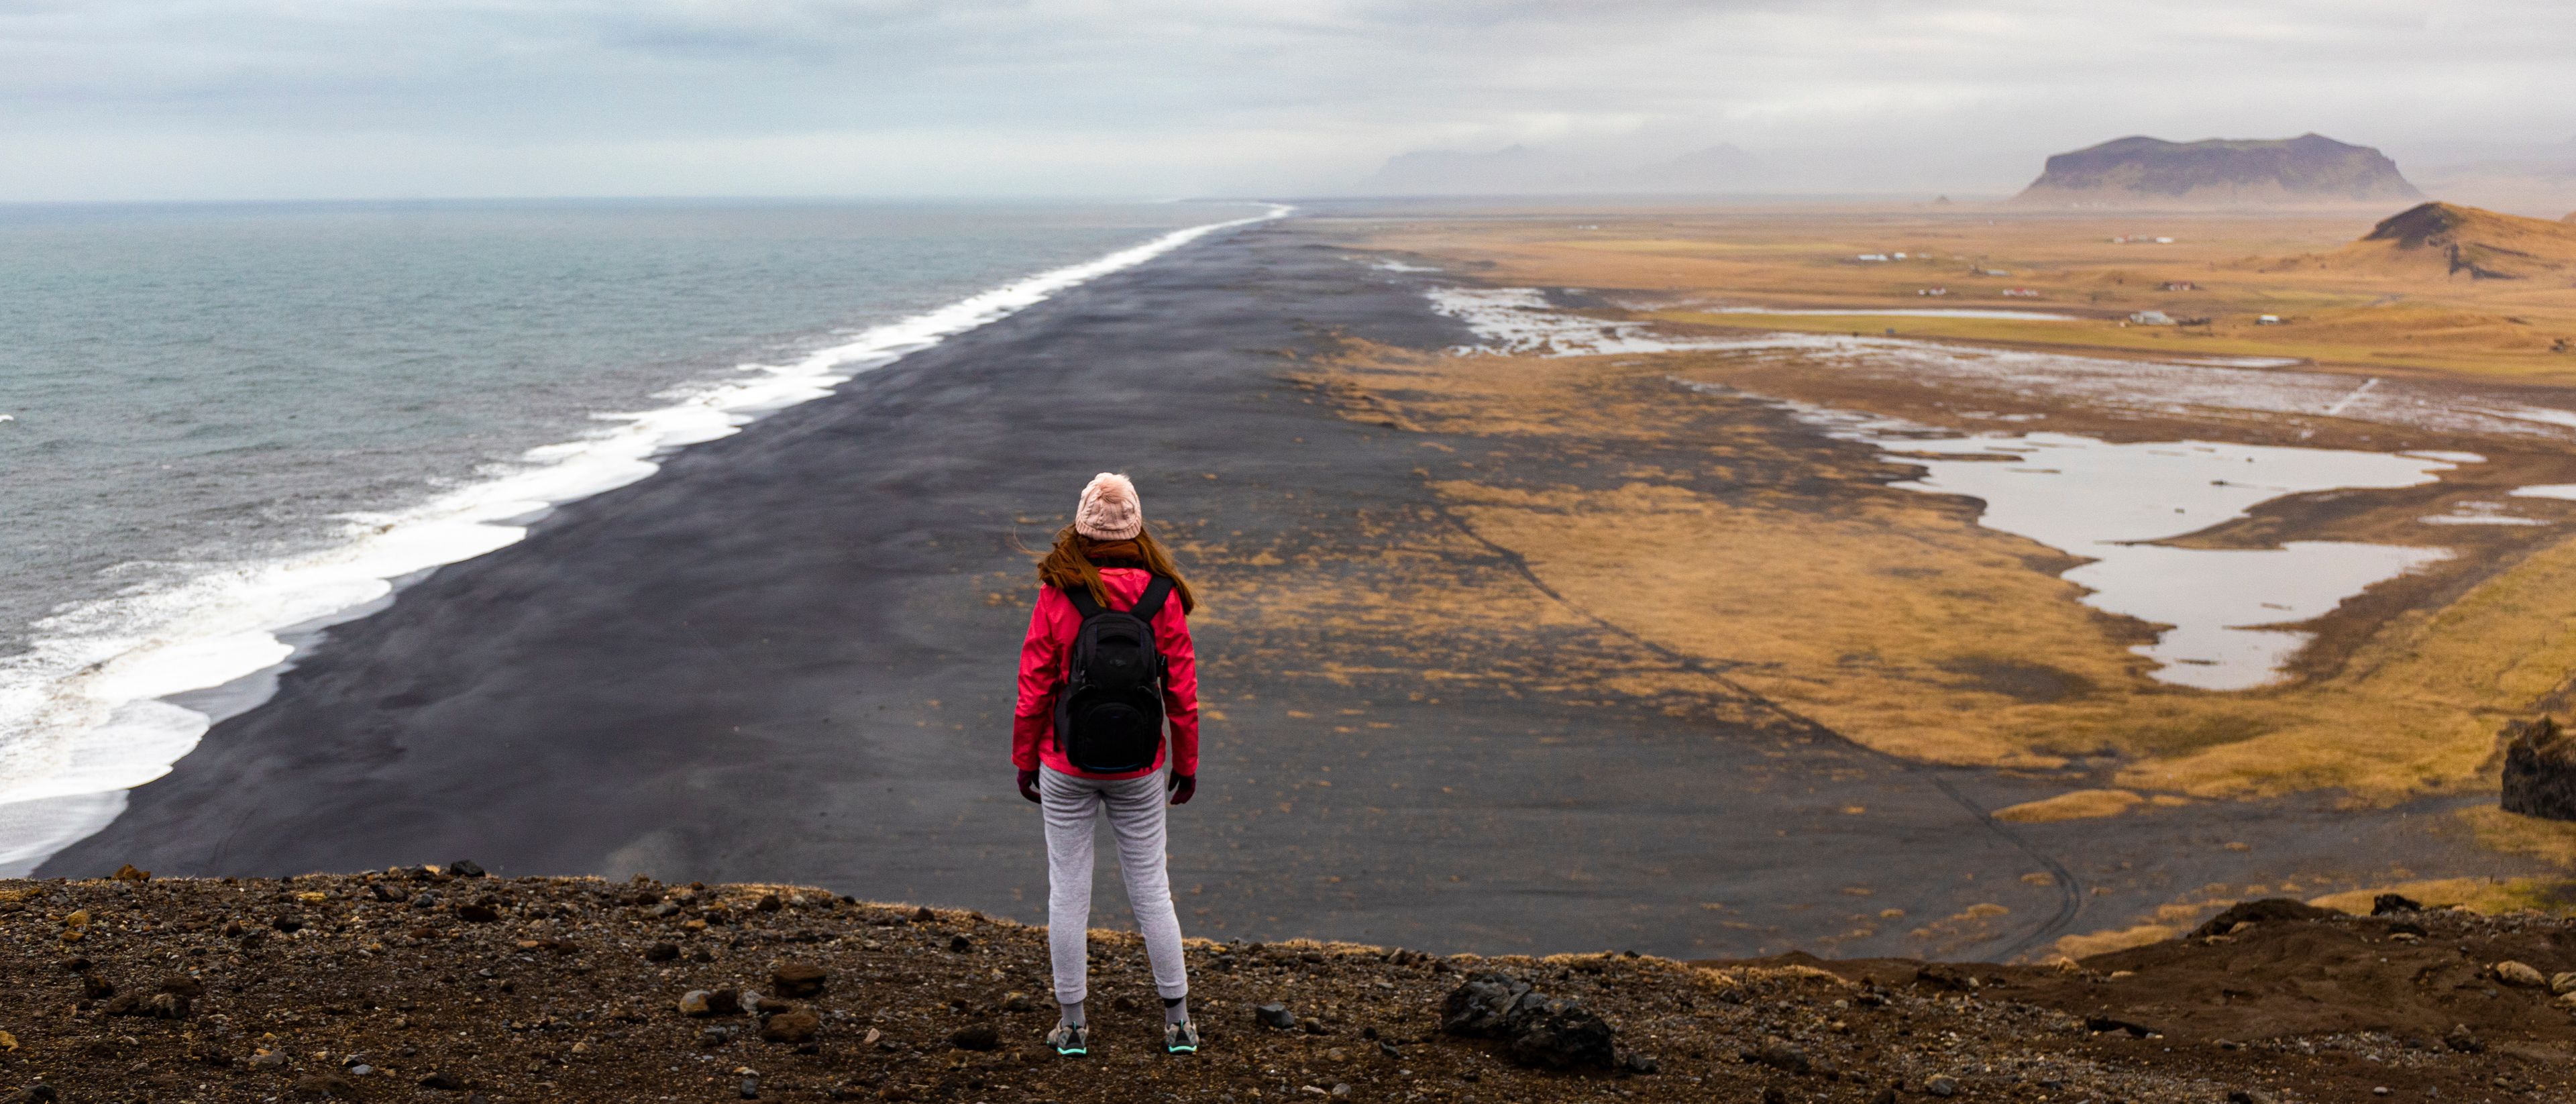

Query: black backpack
[{"left": 1053, "top": 575, "right": 1175, "bottom": 773}]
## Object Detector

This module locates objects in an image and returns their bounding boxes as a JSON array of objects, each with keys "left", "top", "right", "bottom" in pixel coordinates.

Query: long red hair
[{"left": 1036, "top": 525, "right": 1197, "bottom": 614}]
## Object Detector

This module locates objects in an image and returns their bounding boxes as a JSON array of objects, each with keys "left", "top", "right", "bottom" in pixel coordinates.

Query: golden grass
[
  {"left": 1308, "top": 340, "right": 2576, "bottom": 802},
  {"left": 2456, "top": 804, "right": 2576, "bottom": 869},
  {"left": 1346, "top": 206, "right": 2576, "bottom": 382},
  {"left": 1992, "top": 789, "right": 2147, "bottom": 823},
  {"left": 2051, "top": 922, "right": 2179, "bottom": 960}
]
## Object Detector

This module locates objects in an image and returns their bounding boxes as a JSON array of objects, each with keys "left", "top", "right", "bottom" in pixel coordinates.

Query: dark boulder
[
  {"left": 1438, "top": 972, "right": 1532, "bottom": 1035},
  {"left": 1438, "top": 971, "right": 1619, "bottom": 1070},
  {"left": 2502, "top": 717, "right": 2576, "bottom": 822},
  {"left": 2187, "top": 898, "right": 2336, "bottom": 939}
]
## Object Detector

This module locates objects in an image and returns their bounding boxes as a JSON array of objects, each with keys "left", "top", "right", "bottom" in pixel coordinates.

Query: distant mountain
[
  {"left": 2322, "top": 202, "right": 2576, "bottom": 280},
  {"left": 2013, "top": 133, "right": 2420, "bottom": 207},
  {"left": 1358, "top": 143, "right": 1775, "bottom": 195},
  {"left": 1365, "top": 146, "right": 1568, "bottom": 195}
]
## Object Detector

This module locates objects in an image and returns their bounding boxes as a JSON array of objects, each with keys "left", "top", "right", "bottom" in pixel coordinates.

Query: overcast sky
[{"left": 1, "top": 0, "right": 2569, "bottom": 201}]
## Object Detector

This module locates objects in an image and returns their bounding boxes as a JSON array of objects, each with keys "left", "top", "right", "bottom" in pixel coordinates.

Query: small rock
[
  {"left": 250, "top": 1050, "right": 290, "bottom": 1068},
  {"left": 2446, "top": 1024, "right": 2486, "bottom": 1054},
  {"left": 755, "top": 894, "right": 783, "bottom": 913},
  {"left": 2551, "top": 971, "right": 2576, "bottom": 995},
  {"left": 161, "top": 975, "right": 205, "bottom": 998},
  {"left": 447, "top": 859, "right": 487, "bottom": 878},
  {"left": 680, "top": 989, "right": 743, "bottom": 1017},
  {"left": 699, "top": 1026, "right": 737, "bottom": 1048},
  {"left": 272, "top": 914, "right": 305, "bottom": 933},
  {"left": 21, "top": 1087, "right": 60, "bottom": 1104},
  {"left": 1330, "top": 1086, "right": 1350, "bottom": 1099},
  {"left": 763, "top": 1009, "right": 822, "bottom": 1044},
  {"left": 771, "top": 962, "right": 827, "bottom": 998},
  {"left": 947, "top": 934, "right": 973, "bottom": 953},
  {"left": 455, "top": 901, "right": 502, "bottom": 923},
  {"left": 1255, "top": 1003, "right": 1297, "bottom": 1030},
  {"left": 81, "top": 975, "right": 115, "bottom": 999},
  {"left": 912, "top": 905, "right": 937, "bottom": 922},
  {"left": 739, "top": 1074, "right": 760, "bottom": 1099},
  {"left": 2230, "top": 1090, "right": 2281, "bottom": 1104},
  {"left": 418, "top": 1072, "right": 466, "bottom": 1090},
  {"left": 111, "top": 863, "right": 152, "bottom": 882},
  {"left": 1925, "top": 1074, "right": 1960, "bottom": 1097},
  {"left": 1002, "top": 991, "right": 1034, "bottom": 1013},
  {"left": 2493, "top": 960, "right": 2546, "bottom": 988},
  {"left": 948, "top": 1024, "right": 1001, "bottom": 1052},
  {"left": 645, "top": 942, "right": 680, "bottom": 963},
  {"left": 1752, "top": 1038, "right": 1811, "bottom": 1074},
  {"left": 1619, "top": 1051, "right": 1660, "bottom": 1074},
  {"left": 2371, "top": 893, "right": 2425, "bottom": 916},
  {"left": 1378, "top": 1041, "right": 1402, "bottom": 1060}
]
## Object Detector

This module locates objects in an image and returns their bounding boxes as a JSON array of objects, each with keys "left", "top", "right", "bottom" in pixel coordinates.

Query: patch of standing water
[
  {"left": 1429, "top": 284, "right": 2476, "bottom": 692},
  {"left": 1792, "top": 412, "right": 2457, "bottom": 690}
]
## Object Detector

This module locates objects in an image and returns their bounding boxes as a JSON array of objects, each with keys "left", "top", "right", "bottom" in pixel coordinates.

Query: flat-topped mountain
[
  {"left": 2326, "top": 201, "right": 2576, "bottom": 280},
  {"left": 2015, "top": 133, "right": 2420, "bottom": 207}
]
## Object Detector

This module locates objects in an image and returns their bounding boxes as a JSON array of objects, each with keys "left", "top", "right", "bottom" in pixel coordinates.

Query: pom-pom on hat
[{"left": 1075, "top": 472, "right": 1144, "bottom": 540}]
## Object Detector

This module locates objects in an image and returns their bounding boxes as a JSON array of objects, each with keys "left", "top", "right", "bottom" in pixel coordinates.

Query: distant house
[
  {"left": 2258, "top": 314, "right": 2283, "bottom": 325},
  {"left": 2159, "top": 280, "right": 2198, "bottom": 291},
  {"left": 1855, "top": 254, "right": 1892, "bottom": 262},
  {"left": 1978, "top": 269, "right": 2012, "bottom": 276},
  {"left": 2129, "top": 310, "right": 2176, "bottom": 325},
  {"left": 1917, "top": 287, "right": 1949, "bottom": 296},
  {"left": 2002, "top": 288, "right": 2043, "bottom": 298}
]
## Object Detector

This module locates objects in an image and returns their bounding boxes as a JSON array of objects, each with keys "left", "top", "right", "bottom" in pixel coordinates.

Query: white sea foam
[
  {"left": 0, "top": 203, "right": 1290, "bottom": 876},
  {"left": 1419, "top": 283, "right": 2467, "bottom": 692}
]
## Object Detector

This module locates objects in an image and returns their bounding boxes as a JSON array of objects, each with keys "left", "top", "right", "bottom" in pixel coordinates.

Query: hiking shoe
[
  {"left": 1164, "top": 1019, "right": 1200, "bottom": 1054},
  {"left": 1045, "top": 1023, "right": 1089, "bottom": 1056}
]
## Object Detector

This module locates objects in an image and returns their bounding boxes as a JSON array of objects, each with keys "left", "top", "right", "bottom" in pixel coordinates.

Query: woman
[{"left": 1013, "top": 472, "right": 1200, "bottom": 1057}]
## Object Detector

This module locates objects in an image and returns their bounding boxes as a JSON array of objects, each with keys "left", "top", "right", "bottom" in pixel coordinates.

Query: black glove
[
  {"left": 1168, "top": 773, "right": 1196, "bottom": 806},
  {"left": 1018, "top": 769, "right": 1041, "bottom": 804}
]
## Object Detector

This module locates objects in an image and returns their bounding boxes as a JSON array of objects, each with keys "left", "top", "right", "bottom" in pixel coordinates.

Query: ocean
[{"left": 0, "top": 198, "right": 1277, "bottom": 872}]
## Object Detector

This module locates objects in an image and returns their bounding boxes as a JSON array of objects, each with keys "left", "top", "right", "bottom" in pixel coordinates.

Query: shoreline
[
  {"left": 0, "top": 204, "right": 1286, "bottom": 878},
  {"left": 38, "top": 216, "right": 2559, "bottom": 964}
]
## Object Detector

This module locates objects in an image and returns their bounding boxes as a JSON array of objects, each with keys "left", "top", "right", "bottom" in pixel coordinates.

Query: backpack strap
[
  {"left": 1129, "top": 575, "right": 1177, "bottom": 622},
  {"left": 1062, "top": 575, "right": 1175, "bottom": 620}
]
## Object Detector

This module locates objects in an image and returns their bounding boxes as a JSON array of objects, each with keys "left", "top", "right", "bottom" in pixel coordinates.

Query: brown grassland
[{"left": 1297, "top": 204, "right": 2576, "bottom": 828}]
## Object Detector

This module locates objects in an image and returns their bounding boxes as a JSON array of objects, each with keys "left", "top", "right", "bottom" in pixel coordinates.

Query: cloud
[{"left": 0, "top": 0, "right": 2568, "bottom": 200}]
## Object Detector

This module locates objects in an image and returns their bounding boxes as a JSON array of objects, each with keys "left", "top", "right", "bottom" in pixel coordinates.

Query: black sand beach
[{"left": 43, "top": 216, "right": 2547, "bottom": 960}]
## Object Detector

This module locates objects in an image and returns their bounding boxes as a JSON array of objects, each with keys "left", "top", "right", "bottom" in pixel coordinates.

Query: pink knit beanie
[{"left": 1075, "top": 472, "right": 1144, "bottom": 540}]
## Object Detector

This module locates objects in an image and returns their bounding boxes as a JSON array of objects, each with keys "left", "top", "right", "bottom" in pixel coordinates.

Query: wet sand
[{"left": 40, "top": 215, "right": 2551, "bottom": 960}]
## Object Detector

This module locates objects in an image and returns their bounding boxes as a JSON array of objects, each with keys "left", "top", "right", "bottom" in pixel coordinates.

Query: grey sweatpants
[{"left": 1040, "top": 767, "right": 1188, "bottom": 1005}]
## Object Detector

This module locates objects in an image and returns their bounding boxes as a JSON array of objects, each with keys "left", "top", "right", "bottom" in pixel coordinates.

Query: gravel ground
[{"left": 2, "top": 870, "right": 2571, "bottom": 1103}]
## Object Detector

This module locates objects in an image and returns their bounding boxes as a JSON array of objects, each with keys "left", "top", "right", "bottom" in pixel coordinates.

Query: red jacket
[{"left": 1013, "top": 567, "right": 1199, "bottom": 780}]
